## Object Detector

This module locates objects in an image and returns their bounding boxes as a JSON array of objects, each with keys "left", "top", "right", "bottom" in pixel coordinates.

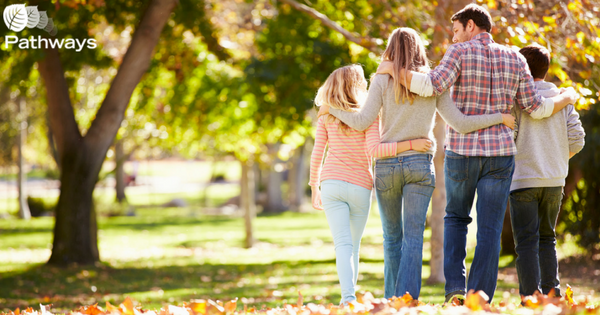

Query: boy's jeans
[
  {"left": 509, "top": 187, "right": 563, "bottom": 297},
  {"left": 321, "top": 179, "right": 372, "bottom": 304},
  {"left": 374, "top": 154, "right": 435, "bottom": 299},
  {"left": 443, "top": 150, "right": 514, "bottom": 302}
]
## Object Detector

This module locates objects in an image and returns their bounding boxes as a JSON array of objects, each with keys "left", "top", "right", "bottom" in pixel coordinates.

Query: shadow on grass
[{"left": 0, "top": 259, "right": 386, "bottom": 312}]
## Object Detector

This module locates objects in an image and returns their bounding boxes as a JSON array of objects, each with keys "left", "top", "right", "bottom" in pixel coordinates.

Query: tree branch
[
  {"left": 178, "top": 0, "right": 231, "bottom": 61},
  {"left": 85, "top": 0, "right": 179, "bottom": 158},
  {"left": 279, "top": 0, "right": 383, "bottom": 54},
  {"left": 38, "top": 48, "right": 82, "bottom": 158}
]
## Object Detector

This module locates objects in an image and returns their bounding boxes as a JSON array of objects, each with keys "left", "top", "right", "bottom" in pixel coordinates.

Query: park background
[{"left": 0, "top": 0, "right": 599, "bottom": 312}]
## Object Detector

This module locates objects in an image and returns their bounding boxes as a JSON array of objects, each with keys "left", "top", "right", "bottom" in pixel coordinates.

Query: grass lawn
[
  {"left": 0, "top": 188, "right": 598, "bottom": 312},
  {"left": 0, "top": 204, "right": 561, "bottom": 313}
]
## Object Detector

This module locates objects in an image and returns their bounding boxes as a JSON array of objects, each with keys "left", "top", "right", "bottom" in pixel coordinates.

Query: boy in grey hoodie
[{"left": 510, "top": 44, "right": 585, "bottom": 297}]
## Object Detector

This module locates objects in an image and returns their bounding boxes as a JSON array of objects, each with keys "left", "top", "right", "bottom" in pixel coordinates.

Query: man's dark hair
[
  {"left": 451, "top": 4, "right": 494, "bottom": 33},
  {"left": 519, "top": 44, "right": 551, "bottom": 80}
]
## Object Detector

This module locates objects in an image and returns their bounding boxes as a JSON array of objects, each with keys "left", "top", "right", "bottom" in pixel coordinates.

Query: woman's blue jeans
[
  {"left": 321, "top": 179, "right": 372, "bottom": 304},
  {"left": 509, "top": 187, "right": 563, "bottom": 297},
  {"left": 374, "top": 154, "right": 435, "bottom": 299}
]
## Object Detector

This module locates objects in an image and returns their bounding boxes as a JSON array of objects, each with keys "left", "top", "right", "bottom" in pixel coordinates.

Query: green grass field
[
  {"left": 0, "top": 162, "right": 598, "bottom": 312},
  {"left": 0, "top": 203, "right": 556, "bottom": 313}
]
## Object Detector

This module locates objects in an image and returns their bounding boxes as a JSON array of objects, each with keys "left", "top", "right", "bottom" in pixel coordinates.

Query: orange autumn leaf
[
  {"left": 523, "top": 295, "right": 541, "bottom": 308},
  {"left": 586, "top": 304, "right": 600, "bottom": 313},
  {"left": 80, "top": 304, "right": 105, "bottom": 315},
  {"left": 224, "top": 298, "right": 237, "bottom": 313},
  {"left": 566, "top": 284, "right": 575, "bottom": 305},
  {"left": 206, "top": 300, "right": 224, "bottom": 315},
  {"left": 121, "top": 297, "right": 136, "bottom": 315},
  {"left": 400, "top": 293, "right": 413, "bottom": 305},
  {"left": 187, "top": 300, "right": 207, "bottom": 315},
  {"left": 388, "top": 293, "right": 413, "bottom": 309},
  {"left": 464, "top": 290, "right": 489, "bottom": 311},
  {"left": 106, "top": 301, "right": 120, "bottom": 314}
]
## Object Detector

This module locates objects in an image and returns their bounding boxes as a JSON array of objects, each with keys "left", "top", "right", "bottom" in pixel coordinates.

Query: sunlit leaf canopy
[
  {"left": 0, "top": 0, "right": 598, "bottom": 164},
  {"left": 1, "top": 0, "right": 597, "bottom": 156}
]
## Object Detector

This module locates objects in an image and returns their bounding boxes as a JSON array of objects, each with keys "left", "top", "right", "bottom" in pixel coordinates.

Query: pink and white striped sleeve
[
  {"left": 309, "top": 116, "right": 328, "bottom": 187},
  {"left": 365, "top": 116, "right": 397, "bottom": 158}
]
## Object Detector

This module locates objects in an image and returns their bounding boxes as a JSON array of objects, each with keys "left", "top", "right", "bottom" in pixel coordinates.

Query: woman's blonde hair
[
  {"left": 382, "top": 27, "right": 430, "bottom": 104},
  {"left": 315, "top": 64, "right": 367, "bottom": 134}
]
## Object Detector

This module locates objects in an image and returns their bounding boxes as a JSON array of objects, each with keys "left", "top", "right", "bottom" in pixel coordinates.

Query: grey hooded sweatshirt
[{"left": 510, "top": 81, "right": 585, "bottom": 191}]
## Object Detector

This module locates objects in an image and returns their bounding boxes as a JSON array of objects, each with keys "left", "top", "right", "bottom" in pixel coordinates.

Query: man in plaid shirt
[{"left": 377, "top": 4, "right": 578, "bottom": 303}]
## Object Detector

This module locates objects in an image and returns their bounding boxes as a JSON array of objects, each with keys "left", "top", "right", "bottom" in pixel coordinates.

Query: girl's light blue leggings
[{"left": 321, "top": 179, "right": 372, "bottom": 304}]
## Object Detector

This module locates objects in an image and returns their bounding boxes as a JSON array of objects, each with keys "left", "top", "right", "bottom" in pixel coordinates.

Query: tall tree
[{"left": 36, "top": 0, "right": 178, "bottom": 265}]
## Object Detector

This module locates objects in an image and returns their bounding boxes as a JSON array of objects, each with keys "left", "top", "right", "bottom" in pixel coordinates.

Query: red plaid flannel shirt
[{"left": 429, "top": 33, "right": 544, "bottom": 156}]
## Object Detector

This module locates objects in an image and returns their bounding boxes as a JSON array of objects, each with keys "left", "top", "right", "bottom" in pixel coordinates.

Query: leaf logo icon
[
  {"left": 44, "top": 18, "right": 57, "bottom": 35},
  {"left": 4, "top": 4, "right": 28, "bottom": 32},
  {"left": 44, "top": 18, "right": 54, "bottom": 32},
  {"left": 26, "top": 6, "right": 40, "bottom": 28},
  {"left": 36, "top": 11, "right": 48, "bottom": 29}
]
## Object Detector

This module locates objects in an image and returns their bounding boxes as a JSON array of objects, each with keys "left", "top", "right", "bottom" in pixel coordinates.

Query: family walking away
[{"left": 308, "top": 3, "right": 582, "bottom": 306}]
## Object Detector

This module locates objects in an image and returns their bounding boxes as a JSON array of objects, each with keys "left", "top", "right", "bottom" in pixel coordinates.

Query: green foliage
[{"left": 26, "top": 196, "right": 55, "bottom": 217}]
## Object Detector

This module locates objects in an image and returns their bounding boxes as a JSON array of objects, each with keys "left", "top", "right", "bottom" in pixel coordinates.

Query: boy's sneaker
[{"left": 445, "top": 291, "right": 466, "bottom": 305}]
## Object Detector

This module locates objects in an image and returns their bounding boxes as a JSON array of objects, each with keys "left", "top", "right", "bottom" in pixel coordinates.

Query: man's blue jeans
[
  {"left": 321, "top": 179, "right": 372, "bottom": 304},
  {"left": 509, "top": 187, "right": 563, "bottom": 297},
  {"left": 375, "top": 154, "right": 435, "bottom": 299},
  {"left": 443, "top": 150, "right": 514, "bottom": 302}
]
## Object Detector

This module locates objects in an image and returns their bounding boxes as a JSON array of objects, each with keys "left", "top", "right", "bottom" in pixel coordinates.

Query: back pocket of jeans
[
  {"left": 375, "top": 166, "right": 394, "bottom": 192},
  {"left": 490, "top": 156, "right": 514, "bottom": 179},
  {"left": 445, "top": 153, "right": 468, "bottom": 182},
  {"left": 510, "top": 188, "right": 535, "bottom": 202},
  {"left": 408, "top": 162, "right": 435, "bottom": 187}
]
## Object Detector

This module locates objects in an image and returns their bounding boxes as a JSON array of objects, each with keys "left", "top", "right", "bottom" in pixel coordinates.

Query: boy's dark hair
[
  {"left": 451, "top": 4, "right": 494, "bottom": 33},
  {"left": 519, "top": 44, "right": 550, "bottom": 80}
]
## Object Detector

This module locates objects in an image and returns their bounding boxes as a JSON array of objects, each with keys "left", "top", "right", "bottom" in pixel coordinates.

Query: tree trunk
[
  {"left": 288, "top": 142, "right": 308, "bottom": 211},
  {"left": 115, "top": 140, "right": 127, "bottom": 203},
  {"left": 501, "top": 203, "right": 516, "bottom": 256},
  {"left": 241, "top": 158, "right": 256, "bottom": 248},
  {"left": 201, "top": 157, "right": 220, "bottom": 207},
  {"left": 39, "top": 0, "right": 178, "bottom": 266},
  {"left": 263, "top": 144, "right": 288, "bottom": 213},
  {"left": 264, "top": 166, "right": 286, "bottom": 213},
  {"left": 427, "top": 114, "right": 445, "bottom": 284},
  {"left": 48, "top": 145, "right": 100, "bottom": 265},
  {"left": 17, "top": 98, "right": 31, "bottom": 220},
  {"left": 46, "top": 113, "right": 60, "bottom": 171}
]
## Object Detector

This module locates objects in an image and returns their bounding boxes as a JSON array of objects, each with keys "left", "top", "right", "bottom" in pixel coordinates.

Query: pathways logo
[
  {"left": 3, "top": 4, "right": 97, "bottom": 51},
  {"left": 4, "top": 4, "right": 56, "bottom": 35}
]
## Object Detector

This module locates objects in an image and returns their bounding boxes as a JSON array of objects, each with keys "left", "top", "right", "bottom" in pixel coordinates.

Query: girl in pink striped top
[{"left": 309, "top": 64, "right": 432, "bottom": 305}]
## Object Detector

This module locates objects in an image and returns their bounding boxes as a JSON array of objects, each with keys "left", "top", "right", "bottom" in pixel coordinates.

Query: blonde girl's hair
[
  {"left": 382, "top": 27, "right": 431, "bottom": 104},
  {"left": 314, "top": 64, "right": 367, "bottom": 134}
]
